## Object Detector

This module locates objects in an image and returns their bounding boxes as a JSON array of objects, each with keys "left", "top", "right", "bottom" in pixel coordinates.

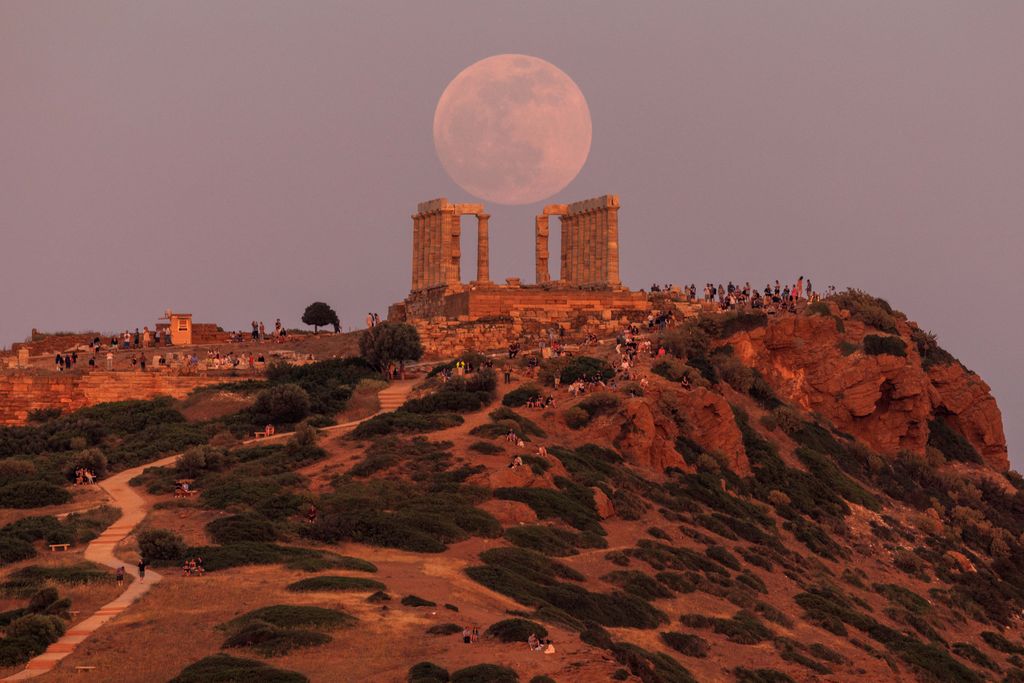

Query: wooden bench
[
  {"left": 253, "top": 431, "right": 267, "bottom": 439},
  {"left": 74, "top": 665, "right": 97, "bottom": 672},
  {"left": 49, "top": 543, "right": 71, "bottom": 552}
]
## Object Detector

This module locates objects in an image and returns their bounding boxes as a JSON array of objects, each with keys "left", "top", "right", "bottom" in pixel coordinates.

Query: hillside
[{"left": 1, "top": 291, "right": 1022, "bottom": 683}]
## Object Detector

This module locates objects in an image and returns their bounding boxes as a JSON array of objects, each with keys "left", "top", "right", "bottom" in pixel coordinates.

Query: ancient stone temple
[{"left": 390, "top": 193, "right": 652, "bottom": 354}]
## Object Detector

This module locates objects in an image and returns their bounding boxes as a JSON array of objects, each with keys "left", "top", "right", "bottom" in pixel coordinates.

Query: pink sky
[{"left": 1, "top": 1, "right": 1021, "bottom": 467}]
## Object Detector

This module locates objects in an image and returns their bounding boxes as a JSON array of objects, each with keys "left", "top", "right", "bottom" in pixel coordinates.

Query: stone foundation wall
[
  {"left": 0, "top": 371, "right": 238, "bottom": 426},
  {"left": 391, "top": 286, "right": 658, "bottom": 356}
]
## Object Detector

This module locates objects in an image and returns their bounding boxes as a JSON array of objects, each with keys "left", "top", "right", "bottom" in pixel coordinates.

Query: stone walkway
[{"left": 3, "top": 380, "right": 415, "bottom": 680}]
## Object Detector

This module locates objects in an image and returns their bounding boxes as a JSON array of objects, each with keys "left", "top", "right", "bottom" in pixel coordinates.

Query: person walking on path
[
  {"left": 137, "top": 558, "right": 146, "bottom": 582},
  {"left": 116, "top": 566, "right": 125, "bottom": 587}
]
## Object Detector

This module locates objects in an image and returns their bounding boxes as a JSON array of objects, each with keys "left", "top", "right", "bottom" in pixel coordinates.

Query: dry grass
[{"left": 40, "top": 557, "right": 614, "bottom": 683}]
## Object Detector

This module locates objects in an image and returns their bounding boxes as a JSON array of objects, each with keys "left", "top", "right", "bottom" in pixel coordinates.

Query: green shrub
[
  {"left": 367, "top": 591, "right": 391, "bottom": 603},
  {"left": 466, "top": 548, "right": 666, "bottom": 629},
  {"left": 0, "top": 536, "right": 36, "bottom": 566},
  {"left": 221, "top": 621, "right": 331, "bottom": 656},
  {"left": 1, "top": 563, "right": 111, "bottom": 597},
  {"left": 951, "top": 642, "right": 999, "bottom": 671},
  {"left": 981, "top": 631, "right": 1024, "bottom": 654},
  {"left": 401, "top": 595, "right": 436, "bottom": 607},
  {"left": 137, "top": 528, "right": 187, "bottom": 562},
  {"left": 602, "top": 571, "right": 673, "bottom": 600},
  {"left": 469, "top": 441, "right": 504, "bottom": 455},
  {"left": 168, "top": 654, "right": 308, "bottom": 683},
  {"left": 426, "top": 622, "right": 462, "bottom": 635},
  {"left": 488, "top": 407, "right": 546, "bottom": 437},
  {"left": 910, "top": 328, "right": 957, "bottom": 369},
  {"left": 494, "top": 484, "right": 602, "bottom": 534},
  {"left": 183, "top": 543, "right": 338, "bottom": 572},
  {"left": 503, "top": 384, "right": 542, "bottom": 407},
  {"left": 564, "top": 406, "right": 590, "bottom": 429},
  {"left": 831, "top": 289, "right": 901, "bottom": 334},
  {"left": 681, "top": 610, "right": 772, "bottom": 645},
  {"left": 223, "top": 605, "right": 356, "bottom": 632},
  {"left": 660, "top": 632, "right": 710, "bottom": 658},
  {"left": 206, "top": 513, "right": 278, "bottom": 545},
  {"left": 6, "top": 613, "right": 65, "bottom": 651},
  {"left": 350, "top": 411, "right": 463, "bottom": 438},
  {"left": 253, "top": 384, "right": 312, "bottom": 424},
  {"left": 484, "top": 618, "right": 548, "bottom": 642},
  {"left": 450, "top": 664, "right": 519, "bottom": 683},
  {"left": 863, "top": 335, "right": 907, "bottom": 357},
  {"left": 409, "top": 661, "right": 450, "bottom": 683},
  {"left": 577, "top": 393, "right": 621, "bottom": 419},
  {"left": 505, "top": 525, "right": 582, "bottom": 557},
  {"left": 927, "top": 418, "right": 983, "bottom": 464},
  {"left": 559, "top": 356, "right": 613, "bottom": 384},
  {"left": 734, "top": 668, "right": 795, "bottom": 683},
  {"left": 705, "top": 545, "right": 741, "bottom": 571},
  {"left": 286, "top": 576, "right": 386, "bottom": 593},
  {"left": 0, "top": 480, "right": 70, "bottom": 509}
]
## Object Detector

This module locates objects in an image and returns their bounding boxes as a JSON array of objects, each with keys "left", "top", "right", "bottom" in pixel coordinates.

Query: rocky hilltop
[{"left": 1, "top": 291, "right": 1021, "bottom": 683}]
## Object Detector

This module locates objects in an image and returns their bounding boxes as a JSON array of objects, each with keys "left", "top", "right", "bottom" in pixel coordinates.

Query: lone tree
[
  {"left": 359, "top": 322, "right": 423, "bottom": 376},
  {"left": 302, "top": 301, "right": 340, "bottom": 333}
]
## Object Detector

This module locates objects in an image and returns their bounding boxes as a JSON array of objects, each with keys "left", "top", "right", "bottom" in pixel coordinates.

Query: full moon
[{"left": 433, "top": 54, "right": 592, "bottom": 206}]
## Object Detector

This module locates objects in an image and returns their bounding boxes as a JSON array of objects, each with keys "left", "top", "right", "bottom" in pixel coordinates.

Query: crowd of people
[
  {"left": 73, "top": 468, "right": 97, "bottom": 485},
  {"left": 181, "top": 556, "right": 205, "bottom": 576},
  {"left": 649, "top": 277, "right": 839, "bottom": 313}
]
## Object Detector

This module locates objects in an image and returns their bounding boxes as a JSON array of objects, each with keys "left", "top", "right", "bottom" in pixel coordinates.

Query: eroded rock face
[
  {"left": 729, "top": 313, "right": 1008, "bottom": 470},
  {"left": 479, "top": 499, "right": 538, "bottom": 525},
  {"left": 592, "top": 487, "right": 616, "bottom": 519},
  {"left": 672, "top": 388, "right": 751, "bottom": 476},
  {"left": 615, "top": 397, "right": 687, "bottom": 473}
]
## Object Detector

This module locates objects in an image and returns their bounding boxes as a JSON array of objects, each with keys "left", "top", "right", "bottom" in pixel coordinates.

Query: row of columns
[
  {"left": 538, "top": 195, "right": 620, "bottom": 287},
  {"left": 411, "top": 194, "right": 620, "bottom": 293},
  {"left": 411, "top": 199, "right": 490, "bottom": 291}
]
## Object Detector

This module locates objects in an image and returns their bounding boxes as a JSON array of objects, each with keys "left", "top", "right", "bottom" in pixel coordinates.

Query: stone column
[
  {"left": 585, "top": 209, "right": 597, "bottom": 284},
  {"left": 411, "top": 213, "right": 422, "bottom": 291},
  {"left": 607, "top": 201, "right": 621, "bottom": 287},
  {"left": 447, "top": 208, "right": 461, "bottom": 286},
  {"left": 534, "top": 214, "right": 548, "bottom": 283},
  {"left": 596, "top": 207, "right": 608, "bottom": 285},
  {"left": 425, "top": 211, "right": 436, "bottom": 288},
  {"left": 476, "top": 213, "right": 491, "bottom": 283}
]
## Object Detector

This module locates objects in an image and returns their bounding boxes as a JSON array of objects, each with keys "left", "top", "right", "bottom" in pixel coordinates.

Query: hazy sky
[{"left": 2, "top": 1, "right": 1021, "bottom": 467}]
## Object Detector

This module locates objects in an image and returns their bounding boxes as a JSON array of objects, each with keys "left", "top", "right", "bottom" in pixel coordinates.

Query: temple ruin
[{"left": 390, "top": 193, "right": 652, "bottom": 353}]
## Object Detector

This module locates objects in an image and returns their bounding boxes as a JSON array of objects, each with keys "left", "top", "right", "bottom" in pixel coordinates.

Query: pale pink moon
[{"left": 433, "top": 54, "right": 592, "bottom": 206}]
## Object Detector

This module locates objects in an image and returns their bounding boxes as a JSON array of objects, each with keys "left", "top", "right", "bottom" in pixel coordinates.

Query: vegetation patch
[
  {"left": 286, "top": 576, "right": 386, "bottom": 593},
  {"left": 168, "top": 653, "right": 308, "bottom": 683},
  {"left": 484, "top": 618, "right": 548, "bottom": 642},
  {"left": 465, "top": 547, "right": 665, "bottom": 629},
  {"left": 863, "top": 334, "right": 908, "bottom": 357},
  {"left": 450, "top": 664, "right": 519, "bottom": 683},
  {"left": 660, "top": 631, "right": 710, "bottom": 658}
]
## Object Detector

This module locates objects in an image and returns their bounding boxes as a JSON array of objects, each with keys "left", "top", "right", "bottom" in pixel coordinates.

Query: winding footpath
[{"left": 4, "top": 380, "right": 414, "bottom": 680}]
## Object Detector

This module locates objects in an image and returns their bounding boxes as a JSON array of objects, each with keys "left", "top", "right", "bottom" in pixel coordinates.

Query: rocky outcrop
[
  {"left": 479, "top": 499, "right": 538, "bottom": 525},
  {"left": 592, "top": 487, "right": 616, "bottom": 519},
  {"left": 615, "top": 397, "right": 687, "bottom": 473},
  {"left": 672, "top": 388, "right": 750, "bottom": 476},
  {"left": 728, "top": 312, "right": 1008, "bottom": 470}
]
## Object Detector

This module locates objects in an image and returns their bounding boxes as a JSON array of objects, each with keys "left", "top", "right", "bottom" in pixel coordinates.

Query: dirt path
[
  {"left": 3, "top": 380, "right": 416, "bottom": 681},
  {"left": 3, "top": 453, "right": 178, "bottom": 680}
]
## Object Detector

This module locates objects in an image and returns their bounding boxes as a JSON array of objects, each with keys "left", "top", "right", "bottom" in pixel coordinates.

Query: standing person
[
  {"left": 116, "top": 566, "right": 125, "bottom": 587},
  {"left": 251, "top": 321, "right": 259, "bottom": 340},
  {"left": 134, "top": 328, "right": 141, "bottom": 348},
  {"left": 140, "top": 355, "right": 147, "bottom": 372},
  {"left": 143, "top": 326, "right": 151, "bottom": 348},
  {"left": 106, "top": 351, "right": 114, "bottom": 370},
  {"left": 503, "top": 362, "right": 512, "bottom": 384},
  {"left": 137, "top": 558, "right": 146, "bottom": 582},
  {"left": 55, "top": 354, "right": 64, "bottom": 372},
  {"left": 366, "top": 313, "right": 374, "bottom": 329}
]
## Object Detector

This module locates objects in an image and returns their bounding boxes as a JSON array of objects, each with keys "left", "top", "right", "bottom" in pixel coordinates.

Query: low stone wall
[{"left": 0, "top": 371, "right": 238, "bottom": 426}]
